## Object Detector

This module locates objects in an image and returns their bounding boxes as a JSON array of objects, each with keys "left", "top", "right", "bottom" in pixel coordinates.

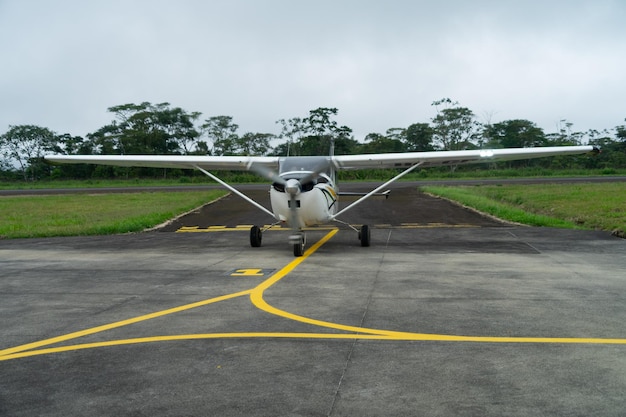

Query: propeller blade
[
  {"left": 247, "top": 161, "right": 285, "bottom": 185},
  {"left": 297, "top": 159, "right": 332, "bottom": 186}
]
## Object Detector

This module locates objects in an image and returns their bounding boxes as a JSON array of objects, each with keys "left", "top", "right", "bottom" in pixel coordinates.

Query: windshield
[{"left": 278, "top": 156, "right": 331, "bottom": 175}]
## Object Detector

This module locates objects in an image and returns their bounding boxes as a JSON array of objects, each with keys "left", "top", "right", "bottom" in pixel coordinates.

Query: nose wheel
[{"left": 290, "top": 232, "right": 306, "bottom": 257}]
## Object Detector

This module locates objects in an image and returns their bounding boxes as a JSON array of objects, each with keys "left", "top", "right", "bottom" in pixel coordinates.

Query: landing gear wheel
[
  {"left": 292, "top": 233, "right": 305, "bottom": 257},
  {"left": 250, "top": 225, "right": 262, "bottom": 247},
  {"left": 360, "top": 224, "right": 371, "bottom": 247}
]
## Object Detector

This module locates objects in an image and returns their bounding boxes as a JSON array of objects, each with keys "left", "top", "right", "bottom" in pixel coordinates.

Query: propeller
[
  {"left": 246, "top": 162, "right": 284, "bottom": 186},
  {"left": 247, "top": 158, "right": 332, "bottom": 230}
]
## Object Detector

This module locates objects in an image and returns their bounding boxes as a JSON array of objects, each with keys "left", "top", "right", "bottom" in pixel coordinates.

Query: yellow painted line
[
  {"left": 3, "top": 227, "right": 626, "bottom": 362},
  {"left": 4, "top": 331, "right": 626, "bottom": 361},
  {"left": 249, "top": 230, "right": 626, "bottom": 345},
  {"left": 0, "top": 232, "right": 339, "bottom": 360},
  {"left": 0, "top": 290, "right": 251, "bottom": 358},
  {"left": 250, "top": 229, "right": 339, "bottom": 294}
]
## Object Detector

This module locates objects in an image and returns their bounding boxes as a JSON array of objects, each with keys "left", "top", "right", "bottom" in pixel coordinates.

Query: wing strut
[
  {"left": 193, "top": 165, "right": 277, "bottom": 220},
  {"left": 330, "top": 162, "right": 424, "bottom": 219}
]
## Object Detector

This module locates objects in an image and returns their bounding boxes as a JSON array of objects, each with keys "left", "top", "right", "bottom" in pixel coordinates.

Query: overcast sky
[{"left": 1, "top": 0, "right": 624, "bottom": 142}]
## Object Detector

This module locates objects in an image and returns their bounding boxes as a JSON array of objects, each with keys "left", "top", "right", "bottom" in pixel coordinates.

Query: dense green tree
[
  {"left": 0, "top": 125, "right": 60, "bottom": 181},
  {"left": 404, "top": 123, "right": 435, "bottom": 151},
  {"left": 200, "top": 116, "right": 273, "bottom": 156},
  {"left": 202, "top": 115, "right": 239, "bottom": 155},
  {"left": 430, "top": 98, "right": 481, "bottom": 150},
  {"left": 305, "top": 107, "right": 340, "bottom": 138},
  {"left": 54, "top": 133, "right": 96, "bottom": 178},
  {"left": 485, "top": 119, "right": 547, "bottom": 148},
  {"left": 84, "top": 102, "right": 202, "bottom": 177},
  {"left": 269, "top": 141, "right": 290, "bottom": 157},
  {"left": 545, "top": 120, "right": 585, "bottom": 146},
  {"left": 615, "top": 119, "right": 626, "bottom": 142},
  {"left": 273, "top": 107, "right": 356, "bottom": 156},
  {"left": 160, "top": 108, "right": 202, "bottom": 154},
  {"left": 361, "top": 132, "right": 406, "bottom": 153},
  {"left": 588, "top": 134, "right": 626, "bottom": 169},
  {"left": 2, "top": 103, "right": 625, "bottom": 181},
  {"left": 275, "top": 117, "right": 306, "bottom": 156},
  {"left": 235, "top": 132, "right": 274, "bottom": 155},
  {"left": 91, "top": 102, "right": 201, "bottom": 156},
  {"left": 58, "top": 133, "right": 90, "bottom": 155}
]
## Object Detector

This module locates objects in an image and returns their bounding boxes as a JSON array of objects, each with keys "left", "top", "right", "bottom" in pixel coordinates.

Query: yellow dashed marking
[{"left": 176, "top": 223, "right": 480, "bottom": 232}]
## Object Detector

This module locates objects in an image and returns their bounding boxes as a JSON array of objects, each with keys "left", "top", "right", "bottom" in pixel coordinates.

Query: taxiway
[{"left": 1, "top": 185, "right": 625, "bottom": 416}]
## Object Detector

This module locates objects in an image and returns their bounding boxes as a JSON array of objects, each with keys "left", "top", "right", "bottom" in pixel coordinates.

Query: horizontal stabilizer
[{"left": 339, "top": 190, "right": 391, "bottom": 199}]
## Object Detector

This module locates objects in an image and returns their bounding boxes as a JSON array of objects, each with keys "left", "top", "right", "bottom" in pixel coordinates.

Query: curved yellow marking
[
  {"left": 4, "top": 332, "right": 626, "bottom": 361},
  {"left": 2, "top": 228, "right": 626, "bottom": 362},
  {"left": 249, "top": 230, "right": 626, "bottom": 345}
]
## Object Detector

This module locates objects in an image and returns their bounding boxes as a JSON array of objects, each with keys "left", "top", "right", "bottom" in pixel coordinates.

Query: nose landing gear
[{"left": 290, "top": 232, "right": 306, "bottom": 257}]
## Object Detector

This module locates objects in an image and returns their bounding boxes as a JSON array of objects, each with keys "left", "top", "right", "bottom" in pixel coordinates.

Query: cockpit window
[
  {"left": 278, "top": 156, "right": 331, "bottom": 175},
  {"left": 272, "top": 157, "right": 333, "bottom": 193}
]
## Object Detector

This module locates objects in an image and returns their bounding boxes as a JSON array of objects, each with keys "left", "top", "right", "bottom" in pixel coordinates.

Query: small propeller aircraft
[{"left": 45, "top": 144, "right": 596, "bottom": 256}]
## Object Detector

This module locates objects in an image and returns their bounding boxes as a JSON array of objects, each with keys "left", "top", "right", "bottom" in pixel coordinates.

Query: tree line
[{"left": 1, "top": 99, "right": 625, "bottom": 181}]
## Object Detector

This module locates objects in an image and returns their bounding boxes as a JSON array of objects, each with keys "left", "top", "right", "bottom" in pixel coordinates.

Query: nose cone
[{"left": 285, "top": 179, "right": 300, "bottom": 196}]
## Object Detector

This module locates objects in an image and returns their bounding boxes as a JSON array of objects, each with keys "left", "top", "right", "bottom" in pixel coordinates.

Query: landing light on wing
[{"left": 480, "top": 150, "right": 494, "bottom": 158}]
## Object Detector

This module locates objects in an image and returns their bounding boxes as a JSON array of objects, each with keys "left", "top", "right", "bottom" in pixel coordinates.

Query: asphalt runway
[{"left": 2, "top": 184, "right": 626, "bottom": 416}]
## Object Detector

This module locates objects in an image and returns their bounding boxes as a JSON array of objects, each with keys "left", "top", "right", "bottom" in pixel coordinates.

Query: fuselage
[
  {"left": 269, "top": 172, "right": 338, "bottom": 227},
  {"left": 266, "top": 154, "right": 337, "bottom": 228}
]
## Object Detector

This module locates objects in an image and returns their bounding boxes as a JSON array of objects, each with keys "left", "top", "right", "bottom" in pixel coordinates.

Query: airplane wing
[
  {"left": 45, "top": 145, "right": 596, "bottom": 172},
  {"left": 44, "top": 154, "right": 281, "bottom": 171},
  {"left": 332, "top": 146, "right": 597, "bottom": 170}
]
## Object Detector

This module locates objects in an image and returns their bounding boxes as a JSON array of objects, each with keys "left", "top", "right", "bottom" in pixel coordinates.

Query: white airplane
[{"left": 45, "top": 145, "right": 596, "bottom": 256}]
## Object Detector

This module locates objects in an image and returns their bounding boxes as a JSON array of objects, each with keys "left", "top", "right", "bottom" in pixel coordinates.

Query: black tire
[
  {"left": 360, "top": 224, "right": 371, "bottom": 247},
  {"left": 293, "top": 233, "right": 305, "bottom": 256},
  {"left": 293, "top": 241, "right": 304, "bottom": 256},
  {"left": 250, "top": 225, "right": 262, "bottom": 247}
]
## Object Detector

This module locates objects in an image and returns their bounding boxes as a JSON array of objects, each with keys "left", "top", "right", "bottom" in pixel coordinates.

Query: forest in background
[{"left": 1, "top": 99, "right": 625, "bottom": 181}]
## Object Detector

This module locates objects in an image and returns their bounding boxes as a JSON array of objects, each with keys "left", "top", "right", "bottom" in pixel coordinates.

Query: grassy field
[
  {"left": 0, "top": 190, "right": 226, "bottom": 239},
  {"left": 422, "top": 183, "right": 626, "bottom": 237},
  {"left": 2, "top": 181, "right": 625, "bottom": 240}
]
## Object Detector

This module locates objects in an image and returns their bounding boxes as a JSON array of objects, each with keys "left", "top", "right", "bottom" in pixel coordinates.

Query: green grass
[
  {"left": 0, "top": 190, "right": 226, "bottom": 239},
  {"left": 422, "top": 183, "right": 626, "bottom": 236},
  {"left": 0, "top": 177, "right": 221, "bottom": 190},
  {"left": 3, "top": 180, "right": 626, "bottom": 240}
]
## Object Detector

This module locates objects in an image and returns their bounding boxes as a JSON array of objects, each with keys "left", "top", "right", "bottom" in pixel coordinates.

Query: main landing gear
[
  {"left": 250, "top": 225, "right": 262, "bottom": 247},
  {"left": 359, "top": 224, "right": 371, "bottom": 247},
  {"left": 250, "top": 224, "right": 370, "bottom": 256}
]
